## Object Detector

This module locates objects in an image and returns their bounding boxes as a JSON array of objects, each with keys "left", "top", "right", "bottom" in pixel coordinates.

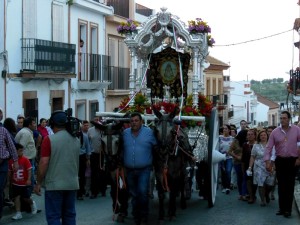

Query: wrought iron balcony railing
[
  {"left": 79, "top": 53, "right": 129, "bottom": 90},
  {"left": 107, "top": 0, "right": 129, "bottom": 18},
  {"left": 21, "top": 38, "right": 76, "bottom": 74},
  {"left": 106, "top": 66, "right": 129, "bottom": 90},
  {"left": 207, "top": 94, "right": 228, "bottom": 107}
]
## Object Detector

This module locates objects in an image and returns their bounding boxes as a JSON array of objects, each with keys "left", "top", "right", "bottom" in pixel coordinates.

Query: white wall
[
  {"left": 6, "top": 79, "right": 69, "bottom": 120},
  {"left": 0, "top": 1, "right": 4, "bottom": 52},
  {"left": 256, "top": 102, "right": 268, "bottom": 125},
  {"left": 228, "top": 81, "right": 251, "bottom": 122},
  {"left": 0, "top": 0, "right": 4, "bottom": 110},
  {"left": 6, "top": 0, "right": 22, "bottom": 73}
]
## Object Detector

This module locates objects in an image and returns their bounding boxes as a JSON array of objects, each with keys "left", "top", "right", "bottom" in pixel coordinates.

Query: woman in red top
[{"left": 37, "top": 118, "right": 49, "bottom": 139}]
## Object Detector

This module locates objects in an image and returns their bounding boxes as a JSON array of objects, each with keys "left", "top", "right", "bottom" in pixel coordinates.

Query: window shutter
[
  {"left": 52, "top": 3, "right": 64, "bottom": 42},
  {"left": 23, "top": 0, "right": 37, "bottom": 38}
]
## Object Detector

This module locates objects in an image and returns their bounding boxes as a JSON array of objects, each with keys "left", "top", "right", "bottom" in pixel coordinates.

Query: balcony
[
  {"left": 78, "top": 53, "right": 110, "bottom": 90},
  {"left": 136, "top": 3, "right": 153, "bottom": 17},
  {"left": 21, "top": 38, "right": 76, "bottom": 79},
  {"left": 107, "top": 0, "right": 129, "bottom": 18},
  {"left": 72, "top": 0, "right": 113, "bottom": 15},
  {"left": 228, "top": 110, "right": 234, "bottom": 118},
  {"left": 207, "top": 94, "right": 228, "bottom": 107},
  {"left": 78, "top": 53, "right": 128, "bottom": 90},
  {"left": 106, "top": 66, "right": 129, "bottom": 90}
]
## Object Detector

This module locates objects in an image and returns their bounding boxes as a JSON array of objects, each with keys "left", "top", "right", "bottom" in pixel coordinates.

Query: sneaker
[
  {"left": 222, "top": 189, "right": 227, "bottom": 193},
  {"left": 31, "top": 200, "right": 37, "bottom": 214},
  {"left": 12, "top": 212, "right": 22, "bottom": 220}
]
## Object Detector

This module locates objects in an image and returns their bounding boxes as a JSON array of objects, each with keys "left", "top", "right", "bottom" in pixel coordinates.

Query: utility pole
[{"left": 293, "top": 1, "right": 300, "bottom": 122}]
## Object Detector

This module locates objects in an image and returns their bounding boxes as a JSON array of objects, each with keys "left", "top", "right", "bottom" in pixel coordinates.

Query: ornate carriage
[{"left": 97, "top": 7, "right": 224, "bottom": 207}]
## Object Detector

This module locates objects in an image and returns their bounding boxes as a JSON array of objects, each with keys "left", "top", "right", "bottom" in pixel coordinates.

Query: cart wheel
[{"left": 207, "top": 108, "right": 225, "bottom": 207}]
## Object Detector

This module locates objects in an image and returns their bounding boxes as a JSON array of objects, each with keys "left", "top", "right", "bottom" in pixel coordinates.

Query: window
[
  {"left": 50, "top": 90, "right": 65, "bottom": 112},
  {"left": 107, "top": 36, "right": 130, "bottom": 89},
  {"left": 224, "top": 76, "right": 230, "bottom": 81},
  {"left": 79, "top": 20, "right": 88, "bottom": 81},
  {"left": 75, "top": 100, "right": 86, "bottom": 121},
  {"left": 52, "top": 98, "right": 63, "bottom": 112},
  {"left": 106, "top": 0, "right": 129, "bottom": 18},
  {"left": 90, "top": 23, "right": 99, "bottom": 81},
  {"left": 23, "top": 91, "right": 38, "bottom": 118},
  {"left": 89, "top": 100, "right": 99, "bottom": 121}
]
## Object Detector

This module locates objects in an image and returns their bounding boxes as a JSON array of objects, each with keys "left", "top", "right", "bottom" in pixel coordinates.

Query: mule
[
  {"left": 152, "top": 109, "right": 195, "bottom": 222},
  {"left": 91, "top": 120, "right": 129, "bottom": 223}
]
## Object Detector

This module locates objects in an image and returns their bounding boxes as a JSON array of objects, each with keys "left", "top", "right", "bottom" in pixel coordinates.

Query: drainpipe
[
  {"left": 3, "top": 0, "right": 6, "bottom": 117},
  {"left": 68, "top": 2, "right": 71, "bottom": 108}
]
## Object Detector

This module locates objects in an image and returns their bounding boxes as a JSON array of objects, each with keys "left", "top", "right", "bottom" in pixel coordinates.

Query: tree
[{"left": 277, "top": 78, "right": 284, "bottom": 83}]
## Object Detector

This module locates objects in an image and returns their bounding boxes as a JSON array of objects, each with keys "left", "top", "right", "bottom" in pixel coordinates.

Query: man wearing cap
[{"left": 34, "top": 111, "right": 80, "bottom": 225}]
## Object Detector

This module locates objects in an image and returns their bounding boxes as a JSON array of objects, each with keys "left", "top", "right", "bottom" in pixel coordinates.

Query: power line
[{"left": 215, "top": 29, "right": 294, "bottom": 47}]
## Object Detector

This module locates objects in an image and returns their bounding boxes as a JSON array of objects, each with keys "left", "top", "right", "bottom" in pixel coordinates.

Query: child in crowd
[{"left": 8, "top": 143, "right": 37, "bottom": 220}]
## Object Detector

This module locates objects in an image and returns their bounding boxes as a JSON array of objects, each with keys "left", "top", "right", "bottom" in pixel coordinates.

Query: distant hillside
[{"left": 250, "top": 79, "right": 288, "bottom": 103}]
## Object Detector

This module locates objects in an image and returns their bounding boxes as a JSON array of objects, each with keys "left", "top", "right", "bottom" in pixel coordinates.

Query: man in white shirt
[{"left": 15, "top": 117, "right": 37, "bottom": 192}]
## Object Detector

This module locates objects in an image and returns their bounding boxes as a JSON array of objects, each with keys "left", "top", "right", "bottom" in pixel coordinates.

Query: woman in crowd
[
  {"left": 3, "top": 118, "right": 17, "bottom": 141},
  {"left": 248, "top": 130, "right": 274, "bottom": 206},
  {"left": 241, "top": 129, "right": 257, "bottom": 204},
  {"left": 228, "top": 129, "right": 248, "bottom": 200},
  {"left": 219, "top": 124, "right": 234, "bottom": 194},
  {"left": 37, "top": 118, "right": 49, "bottom": 139}
]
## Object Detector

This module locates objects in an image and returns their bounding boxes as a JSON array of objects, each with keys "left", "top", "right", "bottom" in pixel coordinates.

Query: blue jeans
[
  {"left": 45, "top": 190, "right": 76, "bottom": 225},
  {"left": 0, "top": 160, "right": 8, "bottom": 218},
  {"left": 220, "top": 158, "right": 233, "bottom": 189},
  {"left": 126, "top": 167, "right": 151, "bottom": 221},
  {"left": 29, "top": 159, "right": 36, "bottom": 193},
  {"left": 233, "top": 164, "right": 247, "bottom": 196}
]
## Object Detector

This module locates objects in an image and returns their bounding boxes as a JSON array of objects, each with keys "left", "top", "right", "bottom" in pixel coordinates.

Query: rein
[
  {"left": 162, "top": 159, "right": 170, "bottom": 192},
  {"left": 177, "top": 144, "right": 195, "bottom": 161},
  {"left": 191, "top": 125, "right": 204, "bottom": 151},
  {"left": 112, "top": 167, "right": 127, "bottom": 221}
]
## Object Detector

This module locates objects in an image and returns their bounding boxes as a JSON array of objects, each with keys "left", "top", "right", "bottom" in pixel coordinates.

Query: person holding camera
[{"left": 34, "top": 111, "right": 80, "bottom": 225}]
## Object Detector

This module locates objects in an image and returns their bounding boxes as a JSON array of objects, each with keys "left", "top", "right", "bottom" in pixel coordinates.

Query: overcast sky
[{"left": 136, "top": 0, "right": 299, "bottom": 82}]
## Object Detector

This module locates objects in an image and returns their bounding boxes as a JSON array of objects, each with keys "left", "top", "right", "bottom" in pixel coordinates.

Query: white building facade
[
  {"left": 227, "top": 80, "right": 255, "bottom": 128},
  {"left": 0, "top": 0, "right": 113, "bottom": 121}
]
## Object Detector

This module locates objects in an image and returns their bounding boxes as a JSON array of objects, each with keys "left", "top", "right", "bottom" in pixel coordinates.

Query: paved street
[{"left": 1, "top": 186, "right": 300, "bottom": 225}]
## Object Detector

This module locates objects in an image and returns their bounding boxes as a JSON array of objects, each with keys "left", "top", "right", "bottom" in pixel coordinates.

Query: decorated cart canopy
[
  {"left": 97, "top": 7, "right": 224, "bottom": 208},
  {"left": 120, "top": 7, "right": 212, "bottom": 108}
]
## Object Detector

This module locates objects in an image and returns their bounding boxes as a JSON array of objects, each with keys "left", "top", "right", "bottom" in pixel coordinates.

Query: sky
[{"left": 135, "top": 0, "right": 300, "bottom": 82}]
